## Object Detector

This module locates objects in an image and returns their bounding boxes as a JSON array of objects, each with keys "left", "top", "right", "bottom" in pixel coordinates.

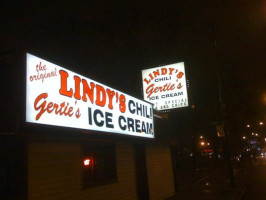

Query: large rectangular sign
[
  {"left": 26, "top": 53, "right": 154, "bottom": 138},
  {"left": 142, "top": 63, "right": 188, "bottom": 110}
]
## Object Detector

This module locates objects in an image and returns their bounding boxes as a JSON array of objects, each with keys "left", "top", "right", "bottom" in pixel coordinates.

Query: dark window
[{"left": 82, "top": 141, "right": 117, "bottom": 187}]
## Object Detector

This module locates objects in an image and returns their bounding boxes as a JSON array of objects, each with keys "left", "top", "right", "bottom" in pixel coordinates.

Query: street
[
  {"left": 238, "top": 158, "right": 266, "bottom": 200},
  {"left": 168, "top": 157, "right": 266, "bottom": 200},
  {"left": 168, "top": 161, "right": 241, "bottom": 200}
]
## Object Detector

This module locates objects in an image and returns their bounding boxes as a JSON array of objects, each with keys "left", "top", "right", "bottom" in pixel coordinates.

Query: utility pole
[{"left": 216, "top": 52, "right": 235, "bottom": 187}]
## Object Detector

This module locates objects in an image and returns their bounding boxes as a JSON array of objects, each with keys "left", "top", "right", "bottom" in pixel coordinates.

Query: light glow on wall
[{"left": 26, "top": 53, "right": 154, "bottom": 138}]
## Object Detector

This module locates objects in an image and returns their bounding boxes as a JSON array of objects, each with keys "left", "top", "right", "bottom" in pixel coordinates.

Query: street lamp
[
  {"left": 247, "top": 124, "right": 250, "bottom": 128},
  {"left": 242, "top": 136, "right": 246, "bottom": 140},
  {"left": 200, "top": 142, "right": 205, "bottom": 146},
  {"left": 259, "top": 122, "right": 264, "bottom": 125}
]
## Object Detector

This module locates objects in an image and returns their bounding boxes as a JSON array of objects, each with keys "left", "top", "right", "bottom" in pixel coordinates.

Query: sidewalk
[
  {"left": 166, "top": 162, "right": 247, "bottom": 200},
  {"left": 166, "top": 183, "right": 246, "bottom": 200}
]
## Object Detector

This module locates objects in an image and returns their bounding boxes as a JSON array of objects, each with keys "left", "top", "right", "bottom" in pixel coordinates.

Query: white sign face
[
  {"left": 26, "top": 53, "right": 154, "bottom": 138},
  {"left": 142, "top": 63, "right": 188, "bottom": 110}
]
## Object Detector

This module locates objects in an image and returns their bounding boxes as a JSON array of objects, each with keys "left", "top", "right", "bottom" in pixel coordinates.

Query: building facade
[{"left": 0, "top": 53, "right": 176, "bottom": 200}]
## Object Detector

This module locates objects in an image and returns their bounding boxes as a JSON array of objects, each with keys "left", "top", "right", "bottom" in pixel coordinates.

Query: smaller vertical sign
[{"left": 142, "top": 62, "right": 188, "bottom": 111}]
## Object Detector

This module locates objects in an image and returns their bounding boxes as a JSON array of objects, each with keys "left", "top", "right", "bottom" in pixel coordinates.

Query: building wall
[
  {"left": 146, "top": 144, "right": 175, "bottom": 200},
  {"left": 28, "top": 141, "right": 137, "bottom": 200}
]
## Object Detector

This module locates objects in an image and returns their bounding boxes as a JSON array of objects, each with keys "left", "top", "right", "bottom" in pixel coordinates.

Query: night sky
[{"left": 1, "top": 1, "right": 266, "bottom": 139}]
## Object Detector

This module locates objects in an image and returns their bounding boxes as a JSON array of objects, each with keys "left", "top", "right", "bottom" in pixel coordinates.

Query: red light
[{"left": 83, "top": 158, "right": 91, "bottom": 166}]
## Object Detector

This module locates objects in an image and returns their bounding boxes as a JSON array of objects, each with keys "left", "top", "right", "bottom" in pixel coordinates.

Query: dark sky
[{"left": 1, "top": 0, "right": 266, "bottom": 137}]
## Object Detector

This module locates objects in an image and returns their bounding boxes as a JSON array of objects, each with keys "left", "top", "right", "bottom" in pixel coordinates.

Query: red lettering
[
  {"left": 177, "top": 72, "right": 184, "bottom": 79},
  {"left": 161, "top": 68, "right": 167, "bottom": 75},
  {"left": 56, "top": 72, "right": 129, "bottom": 113},
  {"left": 144, "top": 67, "right": 177, "bottom": 85},
  {"left": 53, "top": 104, "right": 59, "bottom": 114},
  {"left": 68, "top": 107, "right": 74, "bottom": 116},
  {"left": 95, "top": 85, "right": 106, "bottom": 107},
  {"left": 170, "top": 84, "right": 175, "bottom": 90},
  {"left": 36, "top": 62, "right": 46, "bottom": 72},
  {"left": 144, "top": 78, "right": 151, "bottom": 85},
  {"left": 106, "top": 89, "right": 115, "bottom": 109},
  {"left": 47, "top": 102, "right": 54, "bottom": 113},
  {"left": 119, "top": 94, "right": 126, "bottom": 113},
  {"left": 169, "top": 68, "right": 175, "bottom": 75},
  {"left": 146, "top": 83, "right": 175, "bottom": 98},
  {"left": 34, "top": 93, "right": 74, "bottom": 120},
  {"left": 146, "top": 84, "right": 154, "bottom": 98},
  {"left": 153, "top": 69, "right": 160, "bottom": 78},
  {"left": 74, "top": 76, "right": 81, "bottom": 100},
  {"left": 59, "top": 70, "right": 73, "bottom": 98},
  {"left": 82, "top": 80, "right": 95, "bottom": 103},
  {"left": 177, "top": 83, "right": 183, "bottom": 89},
  {"left": 149, "top": 73, "right": 154, "bottom": 81},
  {"left": 58, "top": 102, "right": 65, "bottom": 115},
  {"left": 34, "top": 93, "right": 48, "bottom": 120}
]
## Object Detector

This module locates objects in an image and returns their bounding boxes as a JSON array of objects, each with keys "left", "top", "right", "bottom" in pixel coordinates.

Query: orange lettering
[
  {"left": 74, "top": 76, "right": 81, "bottom": 100},
  {"left": 119, "top": 94, "right": 126, "bottom": 113},
  {"left": 177, "top": 72, "right": 184, "bottom": 79},
  {"left": 146, "top": 83, "right": 175, "bottom": 98},
  {"left": 34, "top": 93, "right": 74, "bottom": 120},
  {"left": 161, "top": 68, "right": 167, "bottom": 75},
  {"left": 34, "top": 93, "right": 48, "bottom": 120},
  {"left": 106, "top": 89, "right": 115, "bottom": 109},
  {"left": 153, "top": 69, "right": 160, "bottom": 78},
  {"left": 169, "top": 68, "right": 175, "bottom": 75},
  {"left": 59, "top": 70, "right": 73, "bottom": 98},
  {"left": 95, "top": 85, "right": 106, "bottom": 107},
  {"left": 82, "top": 80, "right": 95, "bottom": 103},
  {"left": 144, "top": 78, "right": 151, "bottom": 84}
]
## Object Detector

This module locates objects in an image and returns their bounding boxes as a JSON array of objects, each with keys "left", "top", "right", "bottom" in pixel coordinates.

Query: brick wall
[
  {"left": 28, "top": 141, "right": 137, "bottom": 200},
  {"left": 146, "top": 144, "right": 175, "bottom": 200}
]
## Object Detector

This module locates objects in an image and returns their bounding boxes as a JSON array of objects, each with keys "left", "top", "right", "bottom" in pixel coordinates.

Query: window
[{"left": 82, "top": 141, "right": 117, "bottom": 187}]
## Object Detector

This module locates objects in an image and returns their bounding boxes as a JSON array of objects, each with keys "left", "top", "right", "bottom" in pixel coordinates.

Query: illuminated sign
[
  {"left": 26, "top": 53, "right": 154, "bottom": 138},
  {"left": 142, "top": 63, "right": 188, "bottom": 110}
]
